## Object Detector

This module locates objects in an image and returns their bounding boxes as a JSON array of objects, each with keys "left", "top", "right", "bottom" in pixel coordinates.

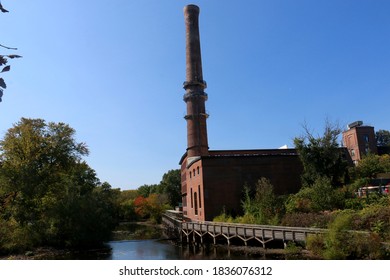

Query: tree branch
[{"left": 0, "top": 44, "right": 17, "bottom": 50}]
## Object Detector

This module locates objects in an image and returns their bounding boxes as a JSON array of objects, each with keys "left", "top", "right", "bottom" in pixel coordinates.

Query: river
[{"left": 60, "top": 223, "right": 310, "bottom": 260}]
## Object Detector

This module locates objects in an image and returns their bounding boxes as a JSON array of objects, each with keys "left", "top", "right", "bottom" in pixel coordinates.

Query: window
[
  {"left": 193, "top": 169, "right": 195, "bottom": 177},
  {"left": 198, "top": 185, "right": 201, "bottom": 208},
  {"left": 197, "top": 166, "right": 200, "bottom": 174},
  {"left": 189, "top": 171, "right": 192, "bottom": 179},
  {"left": 194, "top": 192, "right": 198, "bottom": 215},
  {"left": 190, "top": 188, "right": 193, "bottom": 208},
  {"left": 351, "top": 149, "right": 355, "bottom": 157}
]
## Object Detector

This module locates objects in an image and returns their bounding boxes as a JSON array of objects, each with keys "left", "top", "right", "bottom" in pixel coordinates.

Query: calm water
[
  {"left": 63, "top": 223, "right": 304, "bottom": 260},
  {"left": 66, "top": 224, "right": 302, "bottom": 260}
]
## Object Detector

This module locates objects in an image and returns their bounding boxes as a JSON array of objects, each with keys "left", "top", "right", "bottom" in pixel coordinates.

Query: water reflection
[
  {"left": 104, "top": 223, "right": 277, "bottom": 260},
  {"left": 64, "top": 223, "right": 308, "bottom": 260},
  {"left": 108, "top": 240, "right": 181, "bottom": 260}
]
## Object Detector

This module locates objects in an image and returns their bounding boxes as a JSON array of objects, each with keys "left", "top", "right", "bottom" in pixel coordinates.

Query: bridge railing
[
  {"left": 162, "top": 211, "right": 370, "bottom": 247},
  {"left": 180, "top": 221, "right": 327, "bottom": 243}
]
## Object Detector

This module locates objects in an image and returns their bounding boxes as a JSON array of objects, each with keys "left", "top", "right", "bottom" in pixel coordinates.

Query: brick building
[
  {"left": 179, "top": 5, "right": 303, "bottom": 222},
  {"left": 342, "top": 121, "right": 378, "bottom": 165}
]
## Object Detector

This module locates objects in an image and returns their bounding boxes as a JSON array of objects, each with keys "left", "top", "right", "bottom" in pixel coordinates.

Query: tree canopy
[
  {"left": 294, "top": 120, "right": 349, "bottom": 188},
  {"left": 0, "top": 118, "right": 118, "bottom": 252},
  {"left": 376, "top": 129, "right": 390, "bottom": 147}
]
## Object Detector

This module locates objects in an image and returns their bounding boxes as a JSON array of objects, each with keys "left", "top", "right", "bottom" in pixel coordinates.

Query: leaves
[
  {"left": 376, "top": 129, "right": 390, "bottom": 147},
  {"left": 0, "top": 55, "right": 7, "bottom": 66},
  {"left": 294, "top": 120, "right": 348, "bottom": 187},
  {"left": 0, "top": 2, "right": 9, "bottom": 13},
  {"left": 0, "top": 77, "right": 6, "bottom": 89},
  {"left": 1, "top": 65, "right": 10, "bottom": 73},
  {"left": 0, "top": 5, "right": 21, "bottom": 103},
  {"left": 6, "top": 54, "right": 22, "bottom": 59},
  {"left": 0, "top": 118, "right": 118, "bottom": 250}
]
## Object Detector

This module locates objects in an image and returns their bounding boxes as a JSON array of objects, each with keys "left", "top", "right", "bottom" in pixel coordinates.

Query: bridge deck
[{"left": 162, "top": 212, "right": 327, "bottom": 247}]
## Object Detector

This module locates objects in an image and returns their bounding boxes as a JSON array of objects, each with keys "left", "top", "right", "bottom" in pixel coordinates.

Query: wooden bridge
[{"left": 162, "top": 211, "right": 327, "bottom": 248}]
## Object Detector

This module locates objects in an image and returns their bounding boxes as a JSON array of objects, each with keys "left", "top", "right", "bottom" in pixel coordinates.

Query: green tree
[
  {"left": 144, "top": 193, "right": 170, "bottom": 223},
  {"left": 285, "top": 176, "right": 345, "bottom": 213},
  {"left": 157, "top": 169, "right": 181, "bottom": 208},
  {"left": 137, "top": 184, "right": 158, "bottom": 198},
  {"left": 117, "top": 189, "right": 139, "bottom": 221},
  {"left": 354, "top": 154, "right": 390, "bottom": 179},
  {"left": 240, "top": 178, "right": 281, "bottom": 225},
  {"left": 294, "top": 120, "right": 348, "bottom": 188},
  {"left": 0, "top": 118, "right": 117, "bottom": 252},
  {"left": 375, "top": 129, "right": 390, "bottom": 147}
]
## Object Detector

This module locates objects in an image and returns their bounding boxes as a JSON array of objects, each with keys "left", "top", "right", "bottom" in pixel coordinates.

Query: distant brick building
[
  {"left": 342, "top": 121, "right": 378, "bottom": 165},
  {"left": 179, "top": 5, "right": 303, "bottom": 222}
]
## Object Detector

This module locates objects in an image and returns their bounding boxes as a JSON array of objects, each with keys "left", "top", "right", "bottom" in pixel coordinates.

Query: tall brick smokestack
[{"left": 183, "top": 4, "right": 209, "bottom": 159}]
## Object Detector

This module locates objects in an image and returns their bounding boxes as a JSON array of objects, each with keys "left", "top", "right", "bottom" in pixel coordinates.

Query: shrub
[
  {"left": 285, "top": 241, "right": 302, "bottom": 255},
  {"left": 323, "top": 212, "right": 353, "bottom": 259},
  {"left": 281, "top": 212, "right": 332, "bottom": 228},
  {"left": 241, "top": 178, "right": 283, "bottom": 224},
  {"left": 235, "top": 213, "right": 256, "bottom": 224},
  {"left": 213, "top": 208, "right": 235, "bottom": 223},
  {"left": 312, "top": 211, "right": 389, "bottom": 259},
  {"left": 306, "top": 234, "right": 325, "bottom": 257},
  {"left": 285, "top": 177, "right": 345, "bottom": 213}
]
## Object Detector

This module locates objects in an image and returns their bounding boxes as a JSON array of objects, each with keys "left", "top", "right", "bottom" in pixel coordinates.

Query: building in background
[{"left": 342, "top": 121, "right": 378, "bottom": 165}]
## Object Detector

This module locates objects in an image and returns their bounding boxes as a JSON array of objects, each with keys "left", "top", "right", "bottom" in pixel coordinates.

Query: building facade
[{"left": 342, "top": 121, "right": 377, "bottom": 164}]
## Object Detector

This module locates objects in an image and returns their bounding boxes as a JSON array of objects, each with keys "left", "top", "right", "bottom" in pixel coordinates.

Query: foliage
[
  {"left": 137, "top": 170, "right": 181, "bottom": 206},
  {"left": 351, "top": 201, "right": 390, "bottom": 240},
  {"left": 376, "top": 129, "right": 390, "bottom": 147},
  {"left": 284, "top": 241, "right": 303, "bottom": 256},
  {"left": 0, "top": 1, "right": 9, "bottom": 13},
  {"left": 281, "top": 212, "right": 332, "bottom": 228},
  {"left": 0, "top": 118, "right": 118, "bottom": 253},
  {"left": 240, "top": 178, "right": 282, "bottom": 225},
  {"left": 157, "top": 169, "right": 181, "bottom": 208},
  {"left": 133, "top": 194, "right": 170, "bottom": 223},
  {"left": 116, "top": 169, "right": 180, "bottom": 223},
  {"left": 285, "top": 177, "right": 345, "bottom": 213},
  {"left": 134, "top": 196, "right": 148, "bottom": 218},
  {"left": 294, "top": 120, "right": 348, "bottom": 187},
  {"left": 310, "top": 211, "right": 387, "bottom": 259},
  {"left": 137, "top": 184, "right": 158, "bottom": 198},
  {"left": 213, "top": 207, "right": 235, "bottom": 223},
  {"left": 116, "top": 190, "right": 138, "bottom": 221},
  {"left": 0, "top": 2, "right": 21, "bottom": 102},
  {"left": 322, "top": 211, "right": 354, "bottom": 259},
  {"left": 353, "top": 154, "right": 390, "bottom": 179},
  {"left": 145, "top": 193, "right": 171, "bottom": 223},
  {"left": 306, "top": 234, "right": 326, "bottom": 257}
]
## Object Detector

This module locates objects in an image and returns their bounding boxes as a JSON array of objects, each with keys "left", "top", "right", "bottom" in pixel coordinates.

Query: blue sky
[{"left": 1, "top": 0, "right": 389, "bottom": 189}]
